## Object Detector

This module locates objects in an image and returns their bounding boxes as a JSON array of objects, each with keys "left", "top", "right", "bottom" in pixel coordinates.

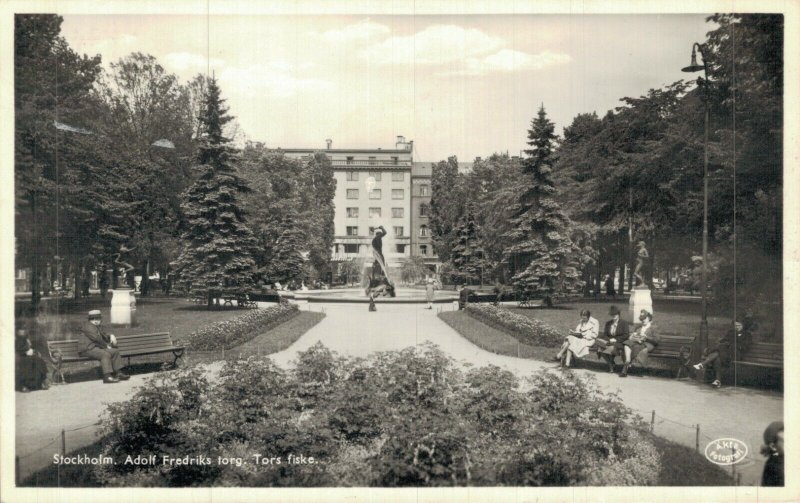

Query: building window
[
  {"left": 368, "top": 171, "right": 382, "bottom": 181},
  {"left": 344, "top": 244, "right": 359, "bottom": 254},
  {"left": 369, "top": 189, "right": 381, "bottom": 200},
  {"left": 419, "top": 225, "right": 429, "bottom": 237},
  {"left": 394, "top": 226, "right": 404, "bottom": 237},
  {"left": 392, "top": 207, "right": 404, "bottom": 218},
  {"left": 391, "top": 156, "right": 399, "bottom": 165},
  {"left": 419, "top": 203, "right": 430, "bottom": 217},
  {"left": 347, "top": 171, "right": 358, "bottom": 181},
  {"left": 419, "top": 184, "right": 429, "bottom": 196},
  {"left": 396, "top": 244, "right": 406, "bottom": 253},
  {"left": 368, "top": 156, "right": 376, "bottom": 162},
  {"left": 392, "top": 189, "right": 404, "bottom": 199},
  {"left": 369, "top": 207, "right": 382, "bottom": 218},
  {"left": 346, "top": 156, "right": 354, "bottom": 165},
  {"left": 420, "top": 245, "right": 428, "bottom": 255},
  {"left": 347, "top": 189, "right": 359, "bottom": 199},
  {"left": 392, "top": 172, "right": 404, "bottom": 181},
  {"left": 346, "top": 207, "right": 359, "bottom": 218},
  {"left": 346, "top": 226, "right": 358, "bottom": 236}
]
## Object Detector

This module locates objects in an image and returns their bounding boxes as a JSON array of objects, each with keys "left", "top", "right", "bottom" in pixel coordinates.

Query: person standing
[
  {"left": 596, "top": 305, "right": 630, "bottom": 373},
  {"left": 78, "top": 310, "right": 129, "bottom": 383},
  {"left": 425, "top": 276, "right": 436, "bottom": 309},
  {"left": 761, "top": 421, "right": 784, "bottom": 486},
  {"left": 604, "top": 274, "right": 616, "bottom": 299}
]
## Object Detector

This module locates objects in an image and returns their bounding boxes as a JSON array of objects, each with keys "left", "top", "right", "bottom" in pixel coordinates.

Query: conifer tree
[
  {"left": 504, "top": 105, "right": 581, "bottom": 305},
  {"left": 450, "top": 211, "right": 487, "bottom": 285},
  {"left": 174, "top": 78, "right": 258, "bottom": 306},
  {"left": 265, "top": 209, "right": 308, "bottom": 284}
]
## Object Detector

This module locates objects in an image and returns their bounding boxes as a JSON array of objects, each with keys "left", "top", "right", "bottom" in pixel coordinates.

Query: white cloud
[
  {"left": 318, "top": 20, "right": 390, "bottom": 43},
  {"left": 443, "top": 49, "right": 572, "bottom": 76},
  {"left": 360, "top": 24, "right": 505, "bottom": 66},
  {"left": 219, "top": 64, "right": 334, "bottom": 98},
  {"left": 163, "top": 52, "right": 225, "bottom": 72}
]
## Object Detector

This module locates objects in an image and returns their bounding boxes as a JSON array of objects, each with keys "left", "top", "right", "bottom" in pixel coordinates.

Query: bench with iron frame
[
  {"left": 47, "top": 332, "right": 185, "bottom": 384},
  {"left": 588, "top": 332, "right": 696, "bottom": 378}
]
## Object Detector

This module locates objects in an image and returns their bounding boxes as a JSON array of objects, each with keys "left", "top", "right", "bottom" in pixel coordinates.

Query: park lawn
[
  {"left": 438, "top": 310, "right": 556, "bottom": 361},
  {"left": 507, "top": 299, "right": 731, "bottom": 337}
]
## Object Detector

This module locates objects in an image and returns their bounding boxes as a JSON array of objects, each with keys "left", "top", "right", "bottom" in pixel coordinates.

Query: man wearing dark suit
[
  {"left": 78, "top": 310, "right": 129, "bottom": 383},
  {"left": 596, "top": 305, "right": 630, "bottom": 373}
]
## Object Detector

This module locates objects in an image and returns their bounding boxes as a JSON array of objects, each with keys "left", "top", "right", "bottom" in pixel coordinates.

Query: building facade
[
  {"left": 410, "top": 162, "right": 437, "bottom": 271},
  {"left": 278, "top": 137, "right": 438, "bottom": 281}
]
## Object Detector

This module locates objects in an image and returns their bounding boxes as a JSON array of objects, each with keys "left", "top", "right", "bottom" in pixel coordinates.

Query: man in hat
[
  {"left": 78, "top": 310, "right": 129, "bottom": 383},
  {"left": 595, "top": 305, "right": 630, "bottom": 373}
]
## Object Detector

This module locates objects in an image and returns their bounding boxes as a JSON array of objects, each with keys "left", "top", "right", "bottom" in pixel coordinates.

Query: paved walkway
[{"left": 16, "top": 303, "right": 782, "bottom": 486}]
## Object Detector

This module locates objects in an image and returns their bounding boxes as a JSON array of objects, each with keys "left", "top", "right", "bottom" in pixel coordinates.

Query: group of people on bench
[
  {"left": 15, "top": 309, "right": 130, "bottom": 391},
  {"left": 555, "top": 305, "right": 660, "bottom": 377}
]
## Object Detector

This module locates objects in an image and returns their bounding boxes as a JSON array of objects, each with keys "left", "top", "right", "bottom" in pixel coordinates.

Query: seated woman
[
  {"left": 620, "top": 310, "right": 659, "bottom": 377},
  {"left": 15, "top": 327, "right": 49, "bottom": 392},
  {"left": 555, "top": 309, "right": 599, "bottom": 368}
]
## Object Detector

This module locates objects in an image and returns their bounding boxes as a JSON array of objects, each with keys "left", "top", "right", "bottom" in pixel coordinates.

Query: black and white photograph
[{"left": 1, "top": 1, "right": 796, "bottom": 502}]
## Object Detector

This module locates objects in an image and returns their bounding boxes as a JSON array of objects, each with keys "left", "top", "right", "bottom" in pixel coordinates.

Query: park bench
[
  {"left": 237, "top": 295, "right": 258, "bottom": 309},
  {"left": 588, "top": 332, "right": 695, "bottom": 378},
  {"left": 47, "top": 332, "right": 185, "bottom": 384},
  {"left": 734, "top": 341, "right": 782, "bottom": 370},
  {"left": 517, "top": 294, "right": 533, "bottom": 308}
]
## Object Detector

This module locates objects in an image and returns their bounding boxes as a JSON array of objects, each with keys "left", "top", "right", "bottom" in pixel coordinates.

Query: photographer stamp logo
[{"left": 704, "top": 438, "right": 748, "bottom": 465}]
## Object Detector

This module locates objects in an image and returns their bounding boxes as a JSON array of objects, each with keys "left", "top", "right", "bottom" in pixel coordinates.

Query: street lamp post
[{"left": 682, "top": 43, "right": 710, "bottom": 356}]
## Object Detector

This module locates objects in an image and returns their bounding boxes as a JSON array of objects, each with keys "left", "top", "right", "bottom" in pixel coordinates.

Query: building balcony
[{"left": 332, "top": 160, "right": 412, "bottom": 168}]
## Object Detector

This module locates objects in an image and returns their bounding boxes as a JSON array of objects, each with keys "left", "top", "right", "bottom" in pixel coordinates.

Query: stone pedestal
[
  {"left": 629, "top": 286, "right": 654, "bottom": 321},
  {"left": 111, "top": 288, "right": 137, "bottom": 327}
]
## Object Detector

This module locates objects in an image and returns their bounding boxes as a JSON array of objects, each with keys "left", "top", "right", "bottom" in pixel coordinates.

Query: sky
[{"left": 60, "top": 14, "right": 714, "bottom": 162}]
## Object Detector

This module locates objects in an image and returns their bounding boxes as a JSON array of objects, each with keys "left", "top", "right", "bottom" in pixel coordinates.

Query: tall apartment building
[{"left": 277, "top": 136, "right": 438, "bottom": 281}]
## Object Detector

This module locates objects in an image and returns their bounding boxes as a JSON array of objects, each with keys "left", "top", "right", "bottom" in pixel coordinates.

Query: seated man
[
  {"left": 693, "top": 320, "right": 746, "bottom": 388},
  {"left": 78, "top": 310, "right": 130, "bottom": 383},
  {"left": 596, "top": 305, "right": 630, "bottom": 373}
]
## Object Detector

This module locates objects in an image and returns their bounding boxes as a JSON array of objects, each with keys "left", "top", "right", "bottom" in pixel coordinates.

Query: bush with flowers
[
  {"left": 465, "top": 304, "right": 563, "bottom": 347},
  {"left": 185, "top": 303, "right": 299, "bottom": 350},
  {"left": 93, "top": 341, "right": 672, "bottom": 487}
]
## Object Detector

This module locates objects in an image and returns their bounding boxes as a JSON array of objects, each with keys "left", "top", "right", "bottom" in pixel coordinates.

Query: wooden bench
[
  {"left": 588, "top": 332, "right": 695, "bottom": 378},
  {"left": 237, "top": 295, "right": 258, "bottom": 309},
  {"left": 517, "top": 294, "right": 533, "bottom": 308},
  {"left": 47, "top": 332, "right": 185, "bottom": 384},
  {"left": 734, "top": 341, "right": 782, "bottom": 370}
]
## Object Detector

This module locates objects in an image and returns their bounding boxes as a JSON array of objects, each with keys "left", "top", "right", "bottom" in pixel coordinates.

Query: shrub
[
  {"left": 96, "top": 343, "right": 662, "bottom": 487},
  {"left": 185, "top": 303, "right": 299, "bottom": 350},
  {"left": 465, "top": 304, "right": 563, "bottom": 346}
]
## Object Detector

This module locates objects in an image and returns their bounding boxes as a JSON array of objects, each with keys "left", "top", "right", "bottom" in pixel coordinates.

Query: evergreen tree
[
  {"left": 504, "top": 105, "right": 581, "bottom": 305},
  {"left": 173, "top": 78, "right": 258, "bottom": 306},
  {"left": 450, "top": 211, "right": 487, "bottom": 285},
  {"left": 266, "top": 210, "right": 308, "bottom": 284},
  {"left": 429, "top": 156, "right": 466, "bottom": 262}
]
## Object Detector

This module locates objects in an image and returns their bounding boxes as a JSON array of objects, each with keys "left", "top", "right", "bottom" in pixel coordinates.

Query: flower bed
[
  {"left": 465, "top": 304, "right": 563, "bottom": 347},
  {"left": 185, "top": 303, "right": 300, "bottom": 350}
]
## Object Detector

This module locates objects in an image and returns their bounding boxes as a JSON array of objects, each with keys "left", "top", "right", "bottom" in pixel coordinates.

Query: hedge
[
  {"left": 465, "top": 304, "right": 563, "bottom": 347},
  {"left": 185, "top": 303, "right": 300, "bottom": 350}
]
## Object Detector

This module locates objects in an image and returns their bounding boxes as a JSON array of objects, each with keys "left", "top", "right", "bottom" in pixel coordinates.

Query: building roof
[{"left": 272, "top": 147, "right": 411, "bottom": 154}]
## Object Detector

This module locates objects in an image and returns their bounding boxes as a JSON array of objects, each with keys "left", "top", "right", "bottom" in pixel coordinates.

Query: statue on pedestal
[
  {"left": 633, "top": 241, "right": 649, "bottom": 287},
  {"left": 112, "top": 245, "right": 136, "bottom": 289}
]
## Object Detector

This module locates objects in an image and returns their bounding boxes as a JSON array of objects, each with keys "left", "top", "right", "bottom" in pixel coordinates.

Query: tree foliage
[{"left": 173, "top": 78, "right": 258, "bottom": 304}]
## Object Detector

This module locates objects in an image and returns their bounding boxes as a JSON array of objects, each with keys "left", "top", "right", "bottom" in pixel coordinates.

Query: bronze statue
[
  {"left": 112, "top": 245, "right": 136, "bottom": 289},
  {"left": 634, "top": 241, "right": 649, "bottom": 287}
]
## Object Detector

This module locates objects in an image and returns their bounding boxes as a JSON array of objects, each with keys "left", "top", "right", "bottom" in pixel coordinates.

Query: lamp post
[{"left": 682, "top": 43, "right": 710, "bottom": 355}]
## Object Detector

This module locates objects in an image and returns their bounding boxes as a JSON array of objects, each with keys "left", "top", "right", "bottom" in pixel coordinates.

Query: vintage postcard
[{"left": 1, "top": 0, "right": 797, "bottom": 502}]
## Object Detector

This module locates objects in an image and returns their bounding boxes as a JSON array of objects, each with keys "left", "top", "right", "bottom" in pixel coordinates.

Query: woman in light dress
[
  {"left": 425, "top": 276, "right": 436, "bottom": 309},
  {"left": 554, "top": 309, "right": 599, "bottom": 368}
]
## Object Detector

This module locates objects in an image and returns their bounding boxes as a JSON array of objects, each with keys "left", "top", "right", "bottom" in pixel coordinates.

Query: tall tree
[
  {"left": 504, "top": 105, "right": 581, "bottom": 305},
  {"left": 265, "top": 210, "right": 308, "bottom": 284},
  {"left": 15, "top": 14, "right": 103, "bottom": 307},
  {"left": 450, "top": 211, "right": 488, "bottom": 285},
  {"left": 429, "top": 156, "right": 466, "bottom": 262},
  {"left": 173, "top": 78, "right": 258, "bottom": 306}
]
